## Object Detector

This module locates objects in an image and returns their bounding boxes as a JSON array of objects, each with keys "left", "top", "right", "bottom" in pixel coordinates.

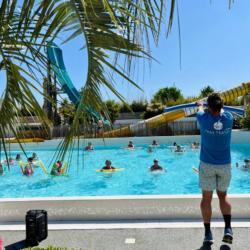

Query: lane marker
[{"left": 125, "top": 238, "right": 135, "bottom": 244}]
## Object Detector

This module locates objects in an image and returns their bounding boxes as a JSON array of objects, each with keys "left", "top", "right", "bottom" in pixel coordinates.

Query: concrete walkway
[{"left": 3, "top": 227, "right": 249, "bottom": 250}]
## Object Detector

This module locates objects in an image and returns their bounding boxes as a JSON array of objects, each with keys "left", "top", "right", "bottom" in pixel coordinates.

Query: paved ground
[{"left": 2, "top": 227, "right": 249, "bottom": 250}]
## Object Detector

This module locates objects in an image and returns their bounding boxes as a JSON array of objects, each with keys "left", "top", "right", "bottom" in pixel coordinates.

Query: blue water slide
[
  {"left": 47, "top": 42, "right": 110, "bottom": 125},
  {"left": 47, "top": 42, "right": 81, "bottom": 104},
  {"left": 164, "top": 103, "right": 244, "bottom": 116}
]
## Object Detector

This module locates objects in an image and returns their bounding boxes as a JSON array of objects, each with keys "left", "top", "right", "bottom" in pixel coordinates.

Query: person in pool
[
  {"left": 16, "top": 154, "right": 21, "bottom": 162},
  {"left": 173, "top": 142, "right": 177, "bottom": 146},
  {"left": 147, "top": 145, "right": 153, "bottom": 153},
  {"left": 32, "top": 153, "right": 38, "bottom": 161},
  {"left": 236, "top": 158, "right": 250, "bottom": 169},
  {"left": 3, "top": 157, "right": 15, "bottom": 165},
  {"left": 51, "top": 161, "right": 63, "bottom": 176},
  {"left": 150, "top": 159, "right": 164, "bottom": 172},
  {"left": 127, "top": 141, "right": 134, "bottom": 149},
  {"left": 85, "top": 142, "right": 94, "bottom": 151},
  {"left": 175, "top": 145, "right": 184, "bottom": 153},
  {"left": 152, "top": 140, "right": 158, "bottom": 146},
  {"left": 191, "top": 142, "right": 200, "bottom": 149},
  {"left": 101, "top": 160, "right": 116, "bottom": 171},
  {"left": 20, "top": 157, "right": 34, "bottom": 176}
]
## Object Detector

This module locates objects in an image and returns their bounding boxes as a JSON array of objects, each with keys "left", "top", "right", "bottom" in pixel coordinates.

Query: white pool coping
[{"left": 1, "top": 194, "right": 250, "bottom": 224}]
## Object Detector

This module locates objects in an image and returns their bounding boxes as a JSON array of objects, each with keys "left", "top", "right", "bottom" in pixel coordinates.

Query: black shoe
[
  {"left": 203, "top": 231, "right": 214, "bottom": 244},
  {"left": 222, "top": 227, "right": 233, "bottom": 244}
]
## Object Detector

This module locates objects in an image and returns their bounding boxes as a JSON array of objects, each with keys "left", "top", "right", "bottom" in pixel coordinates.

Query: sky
[{"left": 1, "top": 0, "right": 250, "bottom": 103}]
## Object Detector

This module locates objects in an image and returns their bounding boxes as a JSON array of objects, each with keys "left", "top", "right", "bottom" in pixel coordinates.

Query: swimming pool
[{"left": 1, "top": 135, "right": 250, "bottom": 198}]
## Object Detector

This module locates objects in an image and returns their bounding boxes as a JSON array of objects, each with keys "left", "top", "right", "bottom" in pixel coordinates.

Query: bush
[
  {"left": 141, "top": 102, "right": 164, "bottom": 119},
  {"left": 130, "top": 100, "right": 148, "bottom": 112},
  {"left": 23, "top": 246, "right": 69, "bottom": 250},
  {"left": 241, "top": 106, "right": 250, "bottom": 130}
]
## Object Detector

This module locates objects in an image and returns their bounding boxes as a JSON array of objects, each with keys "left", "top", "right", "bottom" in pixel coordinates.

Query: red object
[{"left": 0, "top": 237, "right": 3, "bottom": 250}]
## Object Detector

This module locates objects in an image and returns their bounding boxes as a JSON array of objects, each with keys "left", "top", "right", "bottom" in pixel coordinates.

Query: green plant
[
  {"left": 23, "top": 246, "right": 69, "bottom": 250},
  {"left": 58, "top": 99, "right": 76, "bottom": 125},
  {"left": 152, "top": 86, "right": 184, "bottom": 105},
  {"left": 200, "top": 85, "right": 215, "bottom": 98},
  {"left": 131, "top": 100, "right": 148, "bottom": 112},
  {"left": 105, "top": 100, "right": 121, "bottom": 123},
  {"left": 0, "top": 0, "right": 169, "bottom": 162},
  {"left": 241, "top": 106, "right": 250, "bottom": 130},
  {"left": 142, "top": 102, "right": 164, "bottom": 119}
]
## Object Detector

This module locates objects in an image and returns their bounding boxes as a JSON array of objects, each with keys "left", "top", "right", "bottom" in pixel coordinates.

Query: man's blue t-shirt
[{"left": 197, "top": 110, "right": 233, "bottom": 165}]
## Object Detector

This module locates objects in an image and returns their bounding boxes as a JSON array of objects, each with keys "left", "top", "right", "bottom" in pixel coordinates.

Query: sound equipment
[{"left": 26, "top": 210, "right": 48, "bottom": 244}]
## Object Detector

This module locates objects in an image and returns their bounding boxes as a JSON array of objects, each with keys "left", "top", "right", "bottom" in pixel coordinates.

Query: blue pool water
[{"left": 0, "top": 143, "right": 250, "bottom": 198}]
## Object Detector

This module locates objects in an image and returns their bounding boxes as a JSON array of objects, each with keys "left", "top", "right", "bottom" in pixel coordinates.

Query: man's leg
[
  {"left": 201, "top": 190, "right": 213, "bottom": 243},
  {"left": 217, "top": 190, "right": 231, "bottom": 217},
  {"left": 201, "top": 190, "right": 213, "bottom": 223},
  {"left": 217, "top": 190, "right": 233, "bottom": 244}
]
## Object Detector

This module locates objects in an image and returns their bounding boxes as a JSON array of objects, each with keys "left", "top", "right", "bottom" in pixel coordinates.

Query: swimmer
[
  {"left": 175, "top": 145, "right": 184, "bottom": 153},
  {"left": 173, "top": 142, "right": 177, "bottom": 147},
  {"left": 20, "top": 157, "right": 34, "bottom": 176},
  {"left": 85, "top": 142, "right": 94, "bottom": 151},
  {"left": 126, "top": 141, "right": 134, "bottom": 149},
  {"left": 16, "top": 154, "right": 21, "bottom": 162},
  {"left": 51, "top": 161, "right": 63, "bottom": 176},
  {"left": 236, "top": 158, "right": 250, "bottom": 169},
  {"left": 101, "top": 160, "right": 116, "bottom": 171},
  {"left": 3, "top": 157, "right": 15, "bottom": 165},
  {"left": 191, "top": 142, "right": 200, "bottom": 149},
  {"left": 32, "top": 153, "right": 38, "bottom": 161},
  {"left": 0, "top": 163, "right": 4, "bottom": 175},
  {"left": 150, "top": 159, "right": 165, "bottom": 172},
  {"left": 147, "top": 145, "right": 153, "bottom": 153},
  {"left": 152, "top": 140, "right": 158, "bottom": 146}
]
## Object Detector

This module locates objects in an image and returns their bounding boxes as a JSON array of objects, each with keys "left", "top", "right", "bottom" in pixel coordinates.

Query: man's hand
[
  {"left": 196, "top": 101, "right": 204, "bottom": 106},
  {"left": 196, "top": 101, "right": 204, "bottom": 112}
]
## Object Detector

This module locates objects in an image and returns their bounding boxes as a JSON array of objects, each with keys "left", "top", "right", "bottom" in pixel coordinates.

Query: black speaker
[{"left": 26, "top": 210, "right": 48, "bottom": 244}]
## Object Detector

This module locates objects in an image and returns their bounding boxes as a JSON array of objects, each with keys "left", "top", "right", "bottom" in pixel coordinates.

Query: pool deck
[{"left": 3, "top": 222, "right": 250, "bottom": 250}]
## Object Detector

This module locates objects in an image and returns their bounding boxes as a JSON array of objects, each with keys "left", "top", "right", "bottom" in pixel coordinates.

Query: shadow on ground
[
  {"left": 5, "top": 239, "right": 38, "bottom": 250},
  {"left": 197, "top": 243, "right": 231, "bottom": 250}
]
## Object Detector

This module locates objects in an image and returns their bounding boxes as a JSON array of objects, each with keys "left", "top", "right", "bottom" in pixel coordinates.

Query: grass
[{"left": 23, "top": 246, "right": 81, "bottom": 250}]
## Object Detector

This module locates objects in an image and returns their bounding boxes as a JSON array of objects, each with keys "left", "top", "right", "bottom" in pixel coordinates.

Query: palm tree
[{"left": 0, "top": 0, "right": 175, "bottom": 162}]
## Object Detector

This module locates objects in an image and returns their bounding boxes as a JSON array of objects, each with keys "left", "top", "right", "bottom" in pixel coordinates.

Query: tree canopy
[
  {"left": 200, "top": 85, "right": 215, "bottom": 98},
  {"left": 152, "top": 86, "right": 184, "bottom": 105}
]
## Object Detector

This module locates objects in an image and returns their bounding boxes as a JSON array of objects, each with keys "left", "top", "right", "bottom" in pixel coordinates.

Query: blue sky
[{"left": 1, "top": 0, "right": 250, "bottom": 103}]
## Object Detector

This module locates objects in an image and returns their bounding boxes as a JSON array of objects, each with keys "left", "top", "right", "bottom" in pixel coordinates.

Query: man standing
[{"left": 196, "top": 93, "right": 233, "bottom": 244}]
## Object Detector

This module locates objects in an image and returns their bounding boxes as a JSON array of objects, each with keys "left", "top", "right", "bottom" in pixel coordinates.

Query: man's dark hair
[{"left": 207, "top": 93, "right": 223, "bottom": 112}]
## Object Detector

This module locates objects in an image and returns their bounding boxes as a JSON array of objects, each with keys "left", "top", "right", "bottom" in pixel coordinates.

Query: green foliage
[
  {"left": 58, "top": 99, "right": 76, "bottom": 125},
  {"left": 131, "top": 100, "right": 148, "bottom": 112},
  {"left": 0, "top": 0, "right": 174, "bottom": 163},
  {"left": 241, "top": 106, "right": 250, "bottom": 130},
  {"left": 105, "top": 100, "right": 121, "bottom": 123},
  {"left": 23, "top": 246, "right": 69, "bottom": 250},
  {"left": 120, "top": 100, "right": 147, "bottom": 113},
  {"left": 142, "top": 102, "right": 164, "bottom": 119},
  {"left": 152, "top": 87, "right": 184, "bottom": 105},
  {"left": 200, "top": 85, "right": 215, "bottom": 98}
]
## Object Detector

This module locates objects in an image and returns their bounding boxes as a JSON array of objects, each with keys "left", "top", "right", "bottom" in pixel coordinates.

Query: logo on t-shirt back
[{"left": 213, "top": 120, "right": 223, "bottom": 130}]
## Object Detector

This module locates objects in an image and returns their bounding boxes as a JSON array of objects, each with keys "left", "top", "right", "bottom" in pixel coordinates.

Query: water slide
[
  {"left": 102, "top": 82, "right": 250, "bottom": 138},
  {"left": 47, "top": 42, "right": 109, "bottom": 124}
]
